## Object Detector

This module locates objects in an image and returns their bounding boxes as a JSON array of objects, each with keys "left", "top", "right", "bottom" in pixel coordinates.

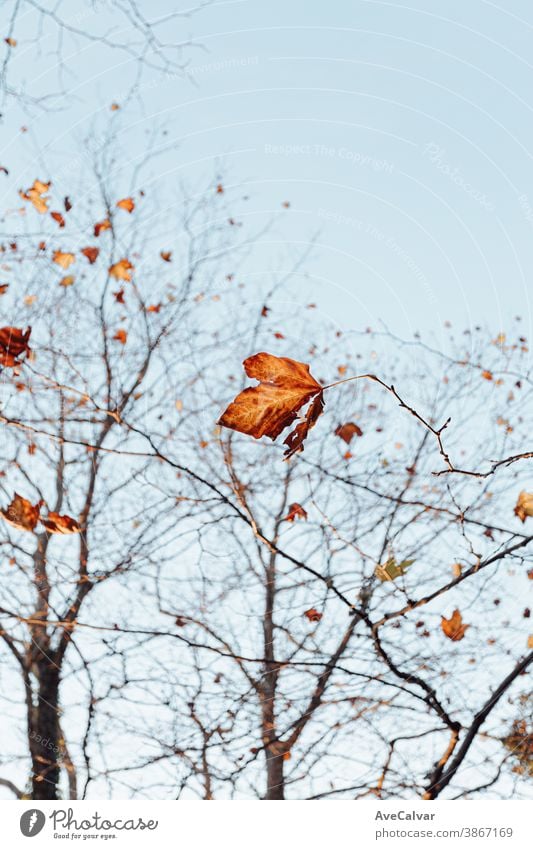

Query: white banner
[{"left": 2, "top": 800, "right": 531, "bottom": 848}]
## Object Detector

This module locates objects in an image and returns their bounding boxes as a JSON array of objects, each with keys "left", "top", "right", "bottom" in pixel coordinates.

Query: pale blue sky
[{"left": 2, "top": 0, "right": 533, "bottom": 350}]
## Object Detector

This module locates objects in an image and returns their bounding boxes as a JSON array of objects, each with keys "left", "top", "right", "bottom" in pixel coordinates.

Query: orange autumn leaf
[
  {"left": 0, "top": 493, "right": 41, "bottom": 532},
  {"left": 335, "top": 422, "right": 363, "bottom": 444},
  {"left": 160, "top": 250, "right": 172, "bottom": 262},
  {"left": 113, "top": 288, "right": 125, "bottom": 304},
  {"left": 0, "top": 326, "right": 31, "bottom": 367},
  {"left": 146, "top": 304, "right": 161, "bottom": 313},
  {"left": 116, "top": 197, "right": 135, "bottom": 213},
  {"left": 53, "top": 250, "right": 75, "bottom": 269},
  {"left": 50, "top": 211, "right": 65, "bottom": 228},
  {"left": 284, "top": 503, "right": 308, "bottom": 522},
  {"left": 4, "top": 37, "right": 17, "bottom": 47},
  {"left": 441, "top": 609, "right": 469, "bottom": 642},
  {"left": 0, "top": 284, "right": 9, "bottom": 295},
  {"left": 481, "top": 370, "right": 493, "bottom": 381},
  {"left": 41, "top": 512, "right": 81, "bottom": 535},
  {"left": 94, "top": 218, "right": 111, "bottom": 237},
  {"left": 109, "top": 258, "right": 133, "bottom": 281},
  {"left": 304, "top": 608, "right": 322, "bottom": 623},
  {"left": 81, "top": 246, "right": 99, "bottom": 264},
  {"left": 110, "top": 102, "right": 120, "bottom": 111},
  {"left": 218, "top": 352, "right": 324, "bottom": 459},
  {"left": 59, "top": 275, "right": 75, "bottom": 288},
  {"left": 113, "top": 329, "right": 127, "bottom": 344},
  {"left": 20, "top": 179, "right": 50, "bottom": 214},
  {"left": 514, "top": 491, "right": 533, "bottom": 523}
]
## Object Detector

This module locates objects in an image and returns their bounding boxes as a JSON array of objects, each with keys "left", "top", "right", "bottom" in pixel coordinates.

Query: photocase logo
[{"left": 20, "top": 809, "right": 46, "bottom": 837}]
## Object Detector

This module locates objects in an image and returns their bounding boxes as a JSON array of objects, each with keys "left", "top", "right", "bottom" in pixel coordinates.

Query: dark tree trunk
[
  {"left": 29, "top": 665, "right": 61, "bottom": 800},
  {"left": 265, "top": 751, "right": 285, "bottom": 799}
]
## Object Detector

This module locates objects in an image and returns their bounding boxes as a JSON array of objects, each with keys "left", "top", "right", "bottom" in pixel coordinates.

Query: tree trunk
[
  {"left": 265, "top": 750, "right": 285, "bottom": 800},
  {"left": 29, "top": 666, "right": 61, "bottom": 799}
]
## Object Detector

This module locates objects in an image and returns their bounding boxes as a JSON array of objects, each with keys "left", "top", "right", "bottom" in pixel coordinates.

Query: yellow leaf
[
  {"left": 53, "top": 250, "right": 75, "bottom": 269},
  {"left": 109, "top": 258, "right": 133, "bottom": 281}
]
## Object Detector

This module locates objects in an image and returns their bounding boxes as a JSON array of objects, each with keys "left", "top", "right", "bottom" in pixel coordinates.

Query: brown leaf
[
  {"left": 284, "top": 503, "right": 308, "bottom": 522},
  {"left": 81, "top": 246, "right": 100, "bottom": 264},
  {"left": 218, "top": 352, "right": 324, "bottom": 459},
  {"left": 0, "top": 493, "right": 41, "bottom": 532},
  {"left": 4, "top": 37, "right": 17, "bottom": 47},
  {"left": 59, "top": 275, "right": 75, "bottom": 288},
  {"left": 20, "top": 179, "right": 50, "bottom": 214},
  {"left": 50, "top": 211, "right": 65, "bottom": 228},
  {"left": 109, "top": 258, "right": 133, "bottom": 281},
  {"left": 116, "top": 197, "right": 135, "bottom": 213},
  {"left": 64, "top": 196, "right": 72, "bottom": 212},
  {"left": 514, "top": 491, "right": 533, "bottom": 523},
  {"left": 94, "top": 218, "right": 111, "bottom": 237},
  {"left": 113, "top": 288, "right": 125, "bottom": 304},
  {"left": 53, "top": 250, "right": 75, "bottom": 269},
  {"left": 441, "top": 609, "right": 469, "bottom": 642},
  {"left": 282, "top": 393, "right": 325, "bottom": 459},
  {"left": 160, "top": 250, "right": 172, "bottom": 262},
  {"left": 304, "top": 608, "right": 322, "bottom": 622},
  {"left": 0, "top": 326, "right": 31, "bottom": 367},
  {"left": 481, "top": 370, "right": 493, "bottom": 381},
  {"left": 335, "top": 422, "right": 363, "bottom": 444},
  {"left": 0, "top": 284, "right": 9, "bottom": 295},
  {"left": 41, "top": 512, "right": 81, "bottom": 534},
  {"left": 113, "top": 329, "right": 127, "bottom": 345}
]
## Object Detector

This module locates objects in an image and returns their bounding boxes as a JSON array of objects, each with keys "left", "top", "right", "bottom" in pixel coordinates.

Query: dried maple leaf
[
  {"left": 218, "top": 353, "right": 324, "bottom": 459},
  {"left": 5, "top": 37, "right": 17, "bottom": 47},
  {"left": 109, "top": 258, "right": 133, "bottom": 281},
  {"left": 50, "top": 211, "right": 65, "bottom": 228},
  {"left": 335, "top": 422, "right": 363, "bottom": 444},
  {"left": 284, "top": 503, "right": 308, "bottom": 522},
  {"left": 41, "top": 512, "right": 81, "bottom": 534},
  {"left": 282, "top": 393, "right": 325, "bottom": 459},
  {"left": 0, "top": 284, "right": 9, "bottom": 295},
  {"left": 113, "top": 329, "right": 127, "bottom": 344},
  {"left": 514, "top": 491, "right": 533, "bottom": 523},
  {"left": 59, "top": 275, "right": 75, "bottom": 288},
  {"left": 53, "top": 250, "right": 75, "bottom": 269},
  {"left": 64, "top": 196, "right": 72, "bottom": 212},
  {"left": 116, "top": 197, "right": 135, "bottom": 213},
  {"left": 0, "top": 326, "right": 31, "bottom": 367},
  {"left": 20, "top": 179, "right": 50, "bottom": 214},
  {"left": 81, "top": 246, "right": 99, "bottom": 264},
  {"left": 441, "top": 609, "right": 469, "bottom": 641},
  {"left": 160, "top": 250, "right": 172, "bottom": 262},
  {"left": 94, "top": 218, "right": 111, "bottom": 237},
  {"left": 304, "top": 608, "right": 322, "bottom": 622},
  {"left": 0, "top": 493, "right": 41, "bottom": 531},
  {"left": 481, "top": 370, "right": 493, "bottom": 381},
  {"left": 113, "top": 288, "right": 125, "bottom": 304}
]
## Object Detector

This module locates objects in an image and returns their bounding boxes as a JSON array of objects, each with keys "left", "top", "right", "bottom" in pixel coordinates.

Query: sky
[
  {"left": 2, "top": 0, "right": 533, "bottom": 356},
  {"left": 0, "top": 0, "right": 532, "bottom": 800}
]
